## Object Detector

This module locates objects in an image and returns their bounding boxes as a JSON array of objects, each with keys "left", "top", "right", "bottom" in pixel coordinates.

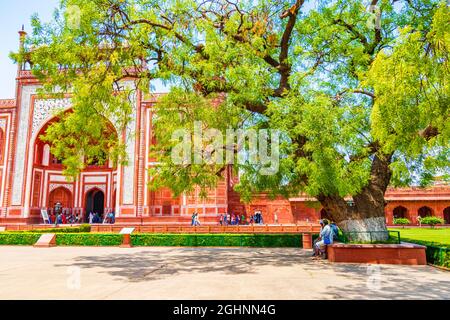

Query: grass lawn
[{"left": 389, "top": 228, "right": 450, "bottom": 245}]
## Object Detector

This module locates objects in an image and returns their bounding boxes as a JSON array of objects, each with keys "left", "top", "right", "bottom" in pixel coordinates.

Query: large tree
[{"left": 15, "top": 0, "right": 449, "bottom": 237}]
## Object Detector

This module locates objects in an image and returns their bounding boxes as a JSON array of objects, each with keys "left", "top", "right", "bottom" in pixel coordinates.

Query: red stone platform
[
  {"left": 327, "top": 242, "right": 427, "bottom": 265},
  {"left": 0, "top": 223, "right": 321, "bottom": 234}
]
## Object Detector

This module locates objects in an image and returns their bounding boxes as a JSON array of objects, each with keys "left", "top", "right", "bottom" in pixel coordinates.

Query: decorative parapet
[{"left": 0, "top": 99, "right": 16, "bottom": 108}]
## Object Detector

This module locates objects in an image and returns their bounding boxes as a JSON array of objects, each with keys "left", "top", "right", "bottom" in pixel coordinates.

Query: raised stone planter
[{"left": 327, "top": 242, "right": 427, "bottom": 265}]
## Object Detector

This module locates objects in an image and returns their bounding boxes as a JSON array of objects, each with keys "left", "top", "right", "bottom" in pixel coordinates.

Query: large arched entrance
[
  {"left": 444, "top": 207, "right": 450, "bottom": 224},
  {"left": 27, "top": 109, "right": 119, "bottom": 218},
  {"left": 48, "top": 187, "right": 72, "bottom": 209},
  {"left": 85, "top": 189, "right": 105, "bottom": 221},
  {"left": 393, "top": 206, "right": 408, "bottom": 219},
  {"left": 418, "top": 206, "right": 433, "bottom": 218}
]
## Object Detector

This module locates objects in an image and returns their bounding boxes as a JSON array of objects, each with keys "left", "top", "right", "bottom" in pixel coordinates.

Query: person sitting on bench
[{"left": 313, "top": 219, "right": 333, "bottom": 259}]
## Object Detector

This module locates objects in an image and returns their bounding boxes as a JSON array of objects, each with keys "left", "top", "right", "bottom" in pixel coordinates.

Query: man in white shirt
[{"left": 313, "top": 219, "right": 334, "bottom": 258}]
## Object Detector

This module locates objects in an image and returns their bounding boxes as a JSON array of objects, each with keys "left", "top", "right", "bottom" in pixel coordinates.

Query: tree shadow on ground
[
  {"left": 54, "top": 247, "right": 450, "bottom": 299},
  {"left": 55, "top": 247, "right": 305, "bottom": 282},
  {"left": 300, "top": 260, "right": 450, "bottom": 299}
]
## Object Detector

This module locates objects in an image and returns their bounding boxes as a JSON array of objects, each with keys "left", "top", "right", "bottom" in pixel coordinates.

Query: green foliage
[
  {"left": 0, "top": 232, "right": 302, "bottom": 247},
  {"left": 11, "top": 224, "right": 92, "bottom": 233},
  {"left": 420, "top": 216, "right": 445, "bottom": 227},
  {"left": 131, "top": 233, "right": 301, "bottom": 247},
  {"left": 55, "top": 233, "right": 123, "bottom": 246},
  {"left": 0, "top": 233, "right": 41, "bottom": 245},
  {"left": 366, "top": 4, "right": 450, "bottom": 187},
  {"left": 13, "top": 0, "right": 449, "bottom": 209},
  {"left": 393, "top": 218, "right": 411, "bottom": 225}
]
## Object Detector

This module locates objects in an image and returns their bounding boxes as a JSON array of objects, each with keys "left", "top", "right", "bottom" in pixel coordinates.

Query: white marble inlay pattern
[
  {"left": 49, "top": 183, "right": 74, "bottom": 193},
  {"left": 12, "top": 85, "right": 40, "bottom": 205},
  {"left": 84, "top": 184, "right": 106, "bottom": 194},
  {"left": 32, "top": 98, "right": 71, "bottom": 137},
  {"left": 49, "top": 175, "right": 69, "bottom": 182},
  {"left": 0, "top": 119, "right": 6, "bottom": 129},
  {"left": 122, "top": 91, "right": 137, "bottom": 205},
  {"left": 84, "top": 176, "right": 107, "bottom": 183}
]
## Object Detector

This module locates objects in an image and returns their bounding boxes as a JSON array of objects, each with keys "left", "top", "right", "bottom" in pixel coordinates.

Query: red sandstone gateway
[{"left": 0, "top": 30, "right": 449, "bottom": 226}]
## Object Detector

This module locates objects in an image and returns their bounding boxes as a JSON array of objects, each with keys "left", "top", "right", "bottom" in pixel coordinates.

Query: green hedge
[
  {"left": 56, "top": 233, "right": 123, "bottom": 246},
  {"left": 0, "top": 232, "right": 302, "bottom": 247},
  {"left": 0, "top": 233, "right": 42, "bottom": 245},
  {"left": 402, "top": 238, "right": 450, "bottom": 268},
  {"left": 131, "top": 234, "right": 302, "bottom": 247},
  {"left": 10, "top": 224, "right": 91, "bottom": 234}
]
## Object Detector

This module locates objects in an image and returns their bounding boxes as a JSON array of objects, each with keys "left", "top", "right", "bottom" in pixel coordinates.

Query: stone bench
[{"left": 327, "top": 242, "right": 427, "bottom": 265}]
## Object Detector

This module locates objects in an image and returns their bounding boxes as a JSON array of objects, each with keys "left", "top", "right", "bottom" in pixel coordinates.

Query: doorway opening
[{"left": 85, "top": 189, "right": 105, "bottom": 222}]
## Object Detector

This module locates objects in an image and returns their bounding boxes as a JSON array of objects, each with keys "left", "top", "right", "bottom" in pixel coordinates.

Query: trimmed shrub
[
  {"left": 131, "top": 233, "right": 302, "bottom": 247},
  {"left": 0, "top": 232, "right": 302, "bottom": 248},
  {"left": 0, "top": 233, "right": 42, "bottom": 245},
  {"left": 56, "top": 233, "right": 123, "bottom": 246},
  {"left": 420, "top": 216, "right": 444, "bottom": 228},
  {"left": 393, "top": 218, "right": 410, "bottom": 226},
  {"left": 11, "top": 224, "right": 91, "bottom": 233}
]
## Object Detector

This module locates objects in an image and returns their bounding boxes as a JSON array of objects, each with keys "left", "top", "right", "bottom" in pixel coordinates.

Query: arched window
[
  {"left": 42, "top": 144, "right": 50, "bottom": 166},
  {"left": 50, "top": 154, "right": 63, "bottom": 165},
  {"left": 418, "top": 206, "right": 433, "bottom": 218},
  {"left": 444, "top": 207, "right": 450, "bottom": 224},
  {"left": 48, "top": 187, "right": 72, "bottom": 209},
  {"left": 393, "top": 206, "right": 408, "bottom": 219},
  {"left": 86, "top": 151, "right": 107, "bottom": 167}
]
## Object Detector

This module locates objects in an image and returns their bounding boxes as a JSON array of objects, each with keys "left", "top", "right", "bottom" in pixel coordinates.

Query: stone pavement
[{"left": 0, "top": 246, "right": 448, "bottom": 300}]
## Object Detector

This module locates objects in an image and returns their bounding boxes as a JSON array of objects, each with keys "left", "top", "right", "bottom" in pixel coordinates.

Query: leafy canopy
[{"left": 14, "top": 0, "right": 449, "bottom": 200}]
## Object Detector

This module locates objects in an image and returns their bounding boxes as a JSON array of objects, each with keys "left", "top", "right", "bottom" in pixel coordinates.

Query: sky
[
  {"left": 0, "top": 0, "right": 61, "bottom": 98},
  {"left": 0, "top": 0, "right": 170, "bottom": 99}
]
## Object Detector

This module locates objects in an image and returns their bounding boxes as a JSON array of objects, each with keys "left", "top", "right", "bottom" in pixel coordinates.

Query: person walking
[
  {"left": 191, "top": 212, "right": 196, "bottom": 226},
  {"left": 194, "top": 213, "right": 201, "bottom": 226}
]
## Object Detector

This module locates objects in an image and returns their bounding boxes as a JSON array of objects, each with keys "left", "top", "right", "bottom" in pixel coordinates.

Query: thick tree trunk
[{"left": 317, "top": 153, "right": 393, "bottom": 242}]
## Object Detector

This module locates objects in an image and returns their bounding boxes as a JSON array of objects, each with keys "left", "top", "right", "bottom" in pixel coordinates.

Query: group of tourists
[
  {"left": 47, "top": 202, "right": 116, "bottom": 225},
  {"left": 250, "top": 211, "right": 264, "bottom": 225},
  {"left": 312, "top": 219, "right": 339, "bottom": 259},
  {"left": 219, "top": 213, "right": 244, "bottom": 226},
  {"left": 218, "top": 211, "right": 265, "bottom": 226},
  {"left": 49, "top": 211, "right": 82, "bottom": 225},
  {"left": 88, "top": 211, "right": 115, "bottom": 224}
]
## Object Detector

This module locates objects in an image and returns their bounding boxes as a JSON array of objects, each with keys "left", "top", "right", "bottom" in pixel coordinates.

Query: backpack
[
  {"left": 331, "top": 224, "right": 339, "bottom": 240},
  {"left": 323, "top": 225, "right": 333, "bottom": 245}
]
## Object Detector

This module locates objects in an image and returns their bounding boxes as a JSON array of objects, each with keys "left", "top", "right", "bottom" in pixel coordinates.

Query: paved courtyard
[{"left": 0, "top": 246, "right": 448, "bottom": 300}]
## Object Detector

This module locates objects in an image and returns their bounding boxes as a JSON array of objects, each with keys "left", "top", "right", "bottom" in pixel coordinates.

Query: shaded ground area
[{"left": 0, "top": 246, "right": 448, "bottom": 299}]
